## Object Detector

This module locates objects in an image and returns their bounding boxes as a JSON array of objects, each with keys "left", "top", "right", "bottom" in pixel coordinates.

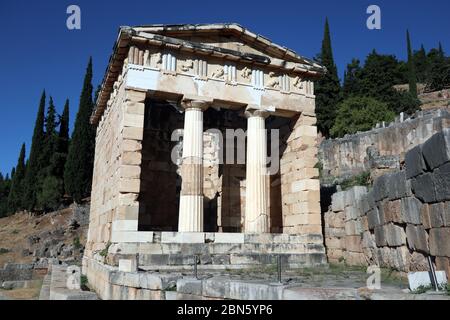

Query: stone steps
[{"left": 138, "top": 252, "right": 326, "bottom": 268}]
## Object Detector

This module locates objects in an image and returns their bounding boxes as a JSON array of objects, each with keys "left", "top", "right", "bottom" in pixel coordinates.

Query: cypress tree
[
  {"left": 37, "top": 97, "right": 64, "bottom": 211},
  {"left": 22, "top": 91, "right": 46, "bottom": 211},
  {"left": 406, "top": 30, "right": 418, "bottom": 97},
  {"left": 0, "top": 173, "right": 6, "bottom": 217},
  {"left": 315, "top": 18, "right": 341, "bottom": 137},
  {"left": 8, "top": 144, "right": 26, "bottom": 213},
  {"left": 64, "top": 58, "right": 96, "bottom": 202},
  {"left": 59, "top": 99, "right": 70, "bottom": 154}
]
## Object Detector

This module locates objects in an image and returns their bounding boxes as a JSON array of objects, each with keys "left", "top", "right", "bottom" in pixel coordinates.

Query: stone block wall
[
  {"left": 324, "top": 129, "right": 450, "bottom": 279},
  {"left": 319, "top": 109, "right": 450, "bottom": 183},
  {"left": 280, "top": 112, "right": 322, "bottom": 235}
]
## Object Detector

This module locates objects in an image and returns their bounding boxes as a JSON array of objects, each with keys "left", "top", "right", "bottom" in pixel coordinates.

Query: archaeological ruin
[{"left": 82, "top": 23, "right": 328, "bottom": 299}]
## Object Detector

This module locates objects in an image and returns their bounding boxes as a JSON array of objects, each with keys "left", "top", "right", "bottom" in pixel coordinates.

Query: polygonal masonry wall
[{"left": 84, "top": 24, "right": 326, "bottom": 284}]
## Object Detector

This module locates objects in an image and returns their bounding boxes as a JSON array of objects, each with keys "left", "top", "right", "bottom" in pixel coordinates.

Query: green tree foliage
[
  {"left": 315, "top": 18, "right": 341, "bottom": 137},
  {"left": 414, "top": 45, "right": 429, "bottom": 83},
  {"left": 426, "top": 46, "right": 450, "bottom": 91},
  {"left": 22, "top": 91, "right": 46, "bottom": 210},
  {"left": 0, "top": 173, "right": 12, "bottom": 217},
  {"left": 342, "top": 59, "right": 362, "bottom": 98},
  {"left": 36, "top": 97, "right": 65, "bottom": 211},
  {"left": 343, "top": 50, "right": 421, "bottom": 115},
  {"left": 64, "top": 58, "right": 96, "bottom": 202},
  {"left": 406, "top": 30, "right": 418, "bottom": 97},
  {"left": 331, "top": 96, "right": 395, "bottom": 138},
  {"left": 7, "top": 144, "right": 26, "bottom": 213}
]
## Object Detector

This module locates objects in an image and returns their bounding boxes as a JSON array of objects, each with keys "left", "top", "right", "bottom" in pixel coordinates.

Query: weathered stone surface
[
  {"left": 384, "top": 224, "right": 406, "bottom": 247},
  {"left": 380, "top": 200, "right": 402, "bottom": 224},
  {"left": 421, "top": 204, "right": 432, "bottom": 229},
  {"left": 401, "top": 197, "right": 422, "bottom": 225},
  {"left": 374, "top": 226, "right": 387, "bottom": 247},
  {"left": 411, "top": 173, "right": 437, "bottom": 203},
  {"left": 421, "top": 129, "right": 450, "bottom": 170},
  {"left": 367, "top": 207, "right": 381, "bottom": 230},
  {"left": 361, "top": 231, "right": 376, "bottom": 249},
  {"left": 344, "top": 206, "right": 359, "bottom": 222},
  {"left": 429, "top": 228, "right": 450, "bottom": 257},
  {"left": 429, "top": 203, "right": 444, "bottom": 228},
  {"left": 177, "top": 278, "right": 203, "bottom": 296},
  {"left": 373, "top": 174, "right": 389, "bottom": 202},
  {"left": 405, "top": 145, "right": 427, "bottom": 179},
  {"left": 435, "top": 256, "right": 450, "bottom": 279},
  {"left": 433, "top": 165, "right": 450, "bottom": 202},
  {"left": 345, "top": 235, "right": 362, "bottom": 252},
  {"left": 345, "top": 220, "right": 363, "bottom": 236},
  {"left": 387, "top": 171, "right": 411, "bottom": 200},
  {"left": 405, "top": 224, "right": 429, "bottom": 253},
  {"left": 331, "top": 192, "right": 345, "bottom": 212}
]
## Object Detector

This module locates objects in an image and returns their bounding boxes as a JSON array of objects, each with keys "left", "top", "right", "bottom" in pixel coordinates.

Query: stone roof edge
[{"left": 91, "top": 24, "right": 326, "bottom": 125}]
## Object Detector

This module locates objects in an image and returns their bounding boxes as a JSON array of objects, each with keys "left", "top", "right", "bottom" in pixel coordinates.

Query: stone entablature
[{"left": 91, "top": 24, "right": 324, "bottom": 124}]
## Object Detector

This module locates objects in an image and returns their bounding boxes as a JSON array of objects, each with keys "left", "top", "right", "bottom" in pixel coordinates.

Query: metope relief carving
[
  {"left": 267, "top": 72, "right": 280, "bottom": 89},
  {"left": 241, "top": 67, "right": 252, "bottom": 80},
  {"left": 211, "top": 66, "right": 225, "bottom": 79},
  {"left": 181, "top": 59, "right": 194, "bottom": 72}
]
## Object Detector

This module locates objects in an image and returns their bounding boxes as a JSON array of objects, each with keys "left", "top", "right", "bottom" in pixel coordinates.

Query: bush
[
  {"left": 331, "top": 96, "right": 395, "bottom": 138},
  {"left": 340, "top": 172, "right": 371, "bottom": 190}
]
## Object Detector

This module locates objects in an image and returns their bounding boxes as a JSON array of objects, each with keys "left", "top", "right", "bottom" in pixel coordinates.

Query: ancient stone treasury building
[{"left": 83, "top": 24, "right": 326, "bottom": 298}]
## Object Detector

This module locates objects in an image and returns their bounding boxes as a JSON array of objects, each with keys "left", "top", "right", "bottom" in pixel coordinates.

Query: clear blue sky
[{"left": 1, "top": 0, "right": 449, "bottom": 176}]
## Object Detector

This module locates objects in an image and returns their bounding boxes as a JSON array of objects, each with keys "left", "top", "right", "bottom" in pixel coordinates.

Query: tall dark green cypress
[
  {"left": 406, "top": 30, "right": 418, "bottom": 97},
  {"left": 37, "top": 97, "right": 63, "bottom": 211},
  {"left": 64, "top": 58, "right": 95, "bottom": 202},
  {"left": 7, "top": 144, "right": 26, "bottom": 213},
  {"left": 315, "top": 18, "right": 341, "bottom": 137},
  {"left": 59, "top": 99, "right": 70, "bottom": 154},
  {"left": 58, "top": 99, "right": 70, "bottom": 196},
  {"left": 22, "top": 91, "right": 46, "bottom": 211}
]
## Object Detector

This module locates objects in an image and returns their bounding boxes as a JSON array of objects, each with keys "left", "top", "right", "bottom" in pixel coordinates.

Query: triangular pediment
[{"left": 132, "top": 23, "right": 316, "bottom": 67}]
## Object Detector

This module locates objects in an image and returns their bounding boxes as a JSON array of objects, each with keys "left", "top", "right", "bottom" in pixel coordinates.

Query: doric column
[
  {"left": 178, "top": 98, "right": 210, "bottom": 232},
  {"left": 245, "top": 109, "right": 270, "bottom": 233}
]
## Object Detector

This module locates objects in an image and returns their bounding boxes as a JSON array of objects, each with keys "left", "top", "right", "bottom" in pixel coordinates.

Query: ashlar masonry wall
[{"left": 324, "top": 129, "right": 450, "bottom": 279}]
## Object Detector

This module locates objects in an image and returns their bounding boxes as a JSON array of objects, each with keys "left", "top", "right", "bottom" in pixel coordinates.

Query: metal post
[
  {"left": 194, "top": 255, "right": 198, "bottom": 280},
  {"left": 277, "top": 255, "right": 282, "bottom": 284},
  {"left": 427, "top": 256, "right": 439, "bottom": 292}
]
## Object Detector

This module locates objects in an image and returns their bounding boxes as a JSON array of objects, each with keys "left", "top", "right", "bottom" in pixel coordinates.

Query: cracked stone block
[
  {"left": 331, "top": 192, "right": 345, "bottom": 212},
  {"left": 387, "top": 171, "right": 411, "bottom": 200},
  {"left": 429, "top": 203, "right": 445, "bottom": 228},
  {"left": 401, "top": 197, "right": 423, "bottom": 225},
  {"left": 411, "top": 173, "right": 437, "bottom": 203},
  {"left": 405, "top": 224, "right": 429, "bottom": 254},
  {"left": 429, "top": 228, "right": 450, "bottom": 257},
  {"left": 374, "top": 225, "right": 387, "bottom": 247},
  {"left": 405, "top": 145, "right": 427, "bottom": 179},
  {"left": 373, "top": 174, "right": 390, "bottom": 202},
  {"left": 384, "top": 223, "right": 407, "bottom": 247},
  {"left": 367, "top": 207, "right": 381, "bottom": 230},
  {"left": 433, "top": 164, "right": 450, "bottom": 202},
  {"left": 422, "top": 129, "right": 450, "bottom": 170}
]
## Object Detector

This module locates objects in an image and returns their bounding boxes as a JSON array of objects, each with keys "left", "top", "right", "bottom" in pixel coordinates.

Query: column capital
[
  {"left": 244, "top": 108, "right": 270, "bottom": 119},
  {"left": 180, "top": 96, "right": 212, "bottom": 111}
]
